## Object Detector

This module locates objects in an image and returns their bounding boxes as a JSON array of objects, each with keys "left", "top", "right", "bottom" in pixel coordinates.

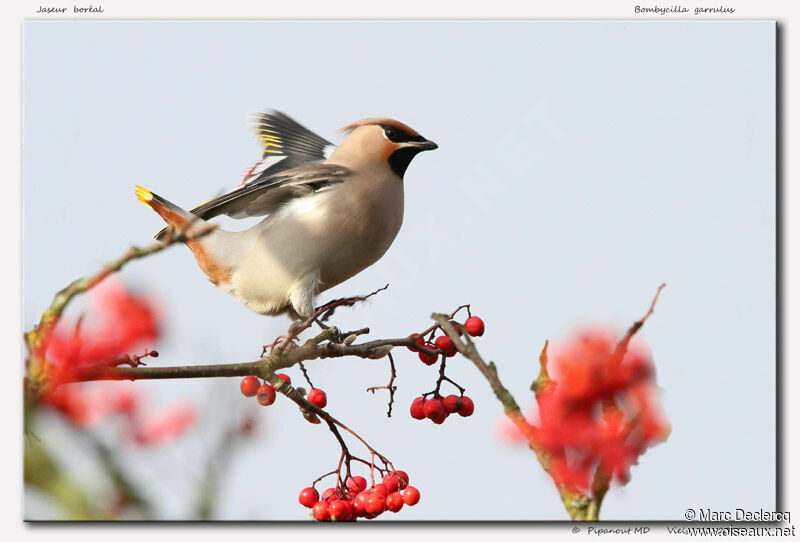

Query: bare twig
[
  {"left": 366, "top": 352, "right": 397, "bottom": 417},
  {"left": 317, "top": 284, "right": 390, "bottom": 323},
  {"left": 298, "top": 362, "right": 314, "bottom": 388},
  {"left": 615, "top": 283, "right": 666, "bottom": 356}
]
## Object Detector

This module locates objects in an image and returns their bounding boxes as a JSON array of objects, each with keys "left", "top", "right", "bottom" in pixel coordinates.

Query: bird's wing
[
  {"left": 188, "top": 163, "right": 351, "bottom": 220},
  {"left": 154, "top": 111, "right": 339, "bottom": 239},
  {"left": 241, "top": 110, "right": 337, "bottom": 184}
]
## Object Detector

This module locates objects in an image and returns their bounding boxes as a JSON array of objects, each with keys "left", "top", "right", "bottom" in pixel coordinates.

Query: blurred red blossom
[
  {"left": 44, "top": 380, "right": 197, "bottom": 446},
  {"left": 500, "top": 328, "right": 669, "bottom": 492},
  {"left": 30, "top": 280, "right": 195, "bottom": 445},
  {"left": 131, "top": 402, "right": 197, "bottom": 445},
  {"left": 38, "top": 279, "right": 160, "bottom": 391},
  {"left": 42, "top": 384, "right": 125, "bottom": 428}
]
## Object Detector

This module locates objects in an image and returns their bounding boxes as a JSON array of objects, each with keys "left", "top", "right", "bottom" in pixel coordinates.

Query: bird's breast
[{"left": 273, "top": 172, "right": 404, "bottom": 289}]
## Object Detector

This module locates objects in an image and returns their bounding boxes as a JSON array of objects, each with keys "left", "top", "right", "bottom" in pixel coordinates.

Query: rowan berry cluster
[
  {"left": 409, "top": 315, "right": 485, "bottom": 365},
  {"left": 298, "top": 472, "right": 420, "bottom": 521},
  {"left": 409, "top": 394, "right": 474, "bottom": 424},
  {"left": 406, "top": 314, "right": 484, "bottom": 422},
  {"left": 239, "top": 373, "right": 329, "bottom": 409}
]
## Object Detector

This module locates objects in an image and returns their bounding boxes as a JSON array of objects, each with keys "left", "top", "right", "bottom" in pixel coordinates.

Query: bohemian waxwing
[{"left": 136, "top": 110, "right": 437, "bottom": 319}]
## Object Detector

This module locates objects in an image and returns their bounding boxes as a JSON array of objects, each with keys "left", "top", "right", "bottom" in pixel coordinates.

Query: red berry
[
  {"left": 307, "top": 388, "right": 327, "bottom": 408},
  {"left": 403, "top": 486, "right": 421, "bottom": 506},
  {"left": 321, "top": 487, "right": 337, "bottom": 501},
  {"left": 298, "top": 487, "right": 319, "bottom": 508},
  {"left": 434, "top": 335, "right": 456, "bottom": 357},
  {"left": 418, "top": 346, "right": 438, "bottom": 365},
  {"left": 449, "top": 321, "right": 464, "bottom": 335},
  {"left": 458, "top": 396, "right": 475, "bottom": 417},
  {"left": 431, "top": 410, "right": 449, "bottom": 424},
  {"left": 312, "top": 500, "right": 330, "bottom": 521},
  {"left": 410, "top": 397, "right": 426, "bottom": 420},
  {"left": 353, "top": 490, "right": 371, "bottom": 515},
  {"left": 256, "top": 383, "right": 276, "bottom": 406},
  {"left": 276, "top": 373, "right": 291, "bottom": 384},
  {"left": 395, "top": 470, "right": 409, "bottom": 488},
  {"left": 407, "top": 333, "right": 425, "bottom": 352},
  {"left": 347, "top": 475, "right": 367, "bottom": 493},
  {"left": 382, "top": 473, "right": 398, "bottom": 493},
  {"left": 386, "top": 491, "right": 404, "bottom": 512},
  {"left": 423, "top": 398, "right": 444, "bottom": 420},
  {"left": 372, "top": 483, "right": 388, "bottom": 497},
  {"left": 365, "top": 493, "right": 386, "bottom": 515},
  {"left": 465, "top": 316, "right": 485, "bottom": 337},
  {"left": 383, "top": 472, "right": 408, "bottom": 493},
  {"left": 329, "top": 499, "right": 353, "bottom": 521},
  {"left": 240, "top": 376, "right": 259, "bottom": 397},
  {"left": 442, "top": 394, "right": 461, "bottom": 413}
]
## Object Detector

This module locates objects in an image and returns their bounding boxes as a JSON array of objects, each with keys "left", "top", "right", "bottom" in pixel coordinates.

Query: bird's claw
[{"left": 262, "top": 334, "right": 298, "bottom": 356}]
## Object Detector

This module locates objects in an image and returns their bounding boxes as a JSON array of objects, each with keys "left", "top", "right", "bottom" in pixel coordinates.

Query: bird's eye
[{"left": 384, "top": 126, "right": 398, "bottom": 140}]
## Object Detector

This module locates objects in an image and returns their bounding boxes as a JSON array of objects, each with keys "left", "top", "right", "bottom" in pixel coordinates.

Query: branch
[
  {"left": 77, "top": 360, "right": 265, "bottom": 382},
  {"left": 366, "top": 352, "right": 397, "bottom": 417}
]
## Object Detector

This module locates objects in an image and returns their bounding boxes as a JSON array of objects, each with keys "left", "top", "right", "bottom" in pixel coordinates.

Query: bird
[{"left": 135, "top": 110, "right": 437, "bottom": 321}]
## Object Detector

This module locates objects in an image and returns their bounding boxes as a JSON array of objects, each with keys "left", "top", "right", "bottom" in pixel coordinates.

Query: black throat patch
[{"left": 388, "top": 147, "right": 423, "bottom": 179}]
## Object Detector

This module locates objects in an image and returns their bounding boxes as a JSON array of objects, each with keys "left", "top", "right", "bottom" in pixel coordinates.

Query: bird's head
[{"left": 335, "top": 118, "right": 438, "bottom": 178}]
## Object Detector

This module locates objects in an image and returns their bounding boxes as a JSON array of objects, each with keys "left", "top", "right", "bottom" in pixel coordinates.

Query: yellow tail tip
[{"left": 135, "top": 185, "right": 153, "bottom": 207}]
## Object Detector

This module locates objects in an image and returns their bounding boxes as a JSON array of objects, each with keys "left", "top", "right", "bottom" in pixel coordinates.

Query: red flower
[
  {"left": 500, "top": 328, "right": 669, "bottom": 492},
  {"left": 28, "top": 280, "right": 198, "bottom": 446},
  {"left": 39, "top": 279, "right": 160, "bottom": 391}
]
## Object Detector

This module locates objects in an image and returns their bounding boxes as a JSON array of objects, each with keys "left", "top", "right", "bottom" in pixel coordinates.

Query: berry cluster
[
  {"left": 410, "top": 394, "right": 474, "bottom": 424},
  {"left": 298, "top": 472, "right": 420, "bottom": 521},
  {"left": 406, "top": 314, "right": 484, "bottom": 422},
  {"left": 408, "top": 316, "right": 485, "bottom": 366},
  {"left": 240, "top": 374, "right": 329, "bottom": 409}
]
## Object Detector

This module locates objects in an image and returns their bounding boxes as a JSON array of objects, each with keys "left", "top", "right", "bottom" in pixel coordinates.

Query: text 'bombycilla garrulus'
[{"left": 136, "top": 111, "right": 437, "bottom": 319}]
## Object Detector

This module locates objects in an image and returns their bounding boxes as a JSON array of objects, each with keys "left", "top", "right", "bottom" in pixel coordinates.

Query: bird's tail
[{"left": 135, "top": 185, "right": 203, "bottom": 241}]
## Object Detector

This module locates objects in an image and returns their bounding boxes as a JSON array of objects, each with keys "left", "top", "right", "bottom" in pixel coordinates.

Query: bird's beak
[{"left": 405, "top": 139, "right": 438, "bottom": 151}]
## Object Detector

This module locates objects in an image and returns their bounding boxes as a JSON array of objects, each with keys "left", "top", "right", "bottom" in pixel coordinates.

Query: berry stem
[
  {"left": 422, "top": 358, "right": 466, "bottom": 398},
  {"left": 298, "top": 362, "right": 314, "bottom": 388},
  {"left": 365, "top": 352, "right": 397, "bottom": 417}
]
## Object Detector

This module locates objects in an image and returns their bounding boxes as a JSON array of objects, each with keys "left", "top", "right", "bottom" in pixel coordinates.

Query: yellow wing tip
[{"left": 135, "top": 185, "right": 153, "bottom": 208}]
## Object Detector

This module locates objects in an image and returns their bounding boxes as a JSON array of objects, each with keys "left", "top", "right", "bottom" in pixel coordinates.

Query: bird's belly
[{"left": 230, "top": 244, "right": 298, "bottom": 315}]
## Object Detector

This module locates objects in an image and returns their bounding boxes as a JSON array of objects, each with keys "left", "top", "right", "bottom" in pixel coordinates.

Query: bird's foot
[
  {"left": 261, "top": 334, "right": 298, "bottom": 356},
  {"left": 288, "top": 318, "right": 306, "bottom": 337}
]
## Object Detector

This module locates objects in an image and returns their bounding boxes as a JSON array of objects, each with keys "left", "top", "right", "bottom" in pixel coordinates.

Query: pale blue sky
[{"left": 23, "top": 21, "right": 775, "bottom": 520}]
